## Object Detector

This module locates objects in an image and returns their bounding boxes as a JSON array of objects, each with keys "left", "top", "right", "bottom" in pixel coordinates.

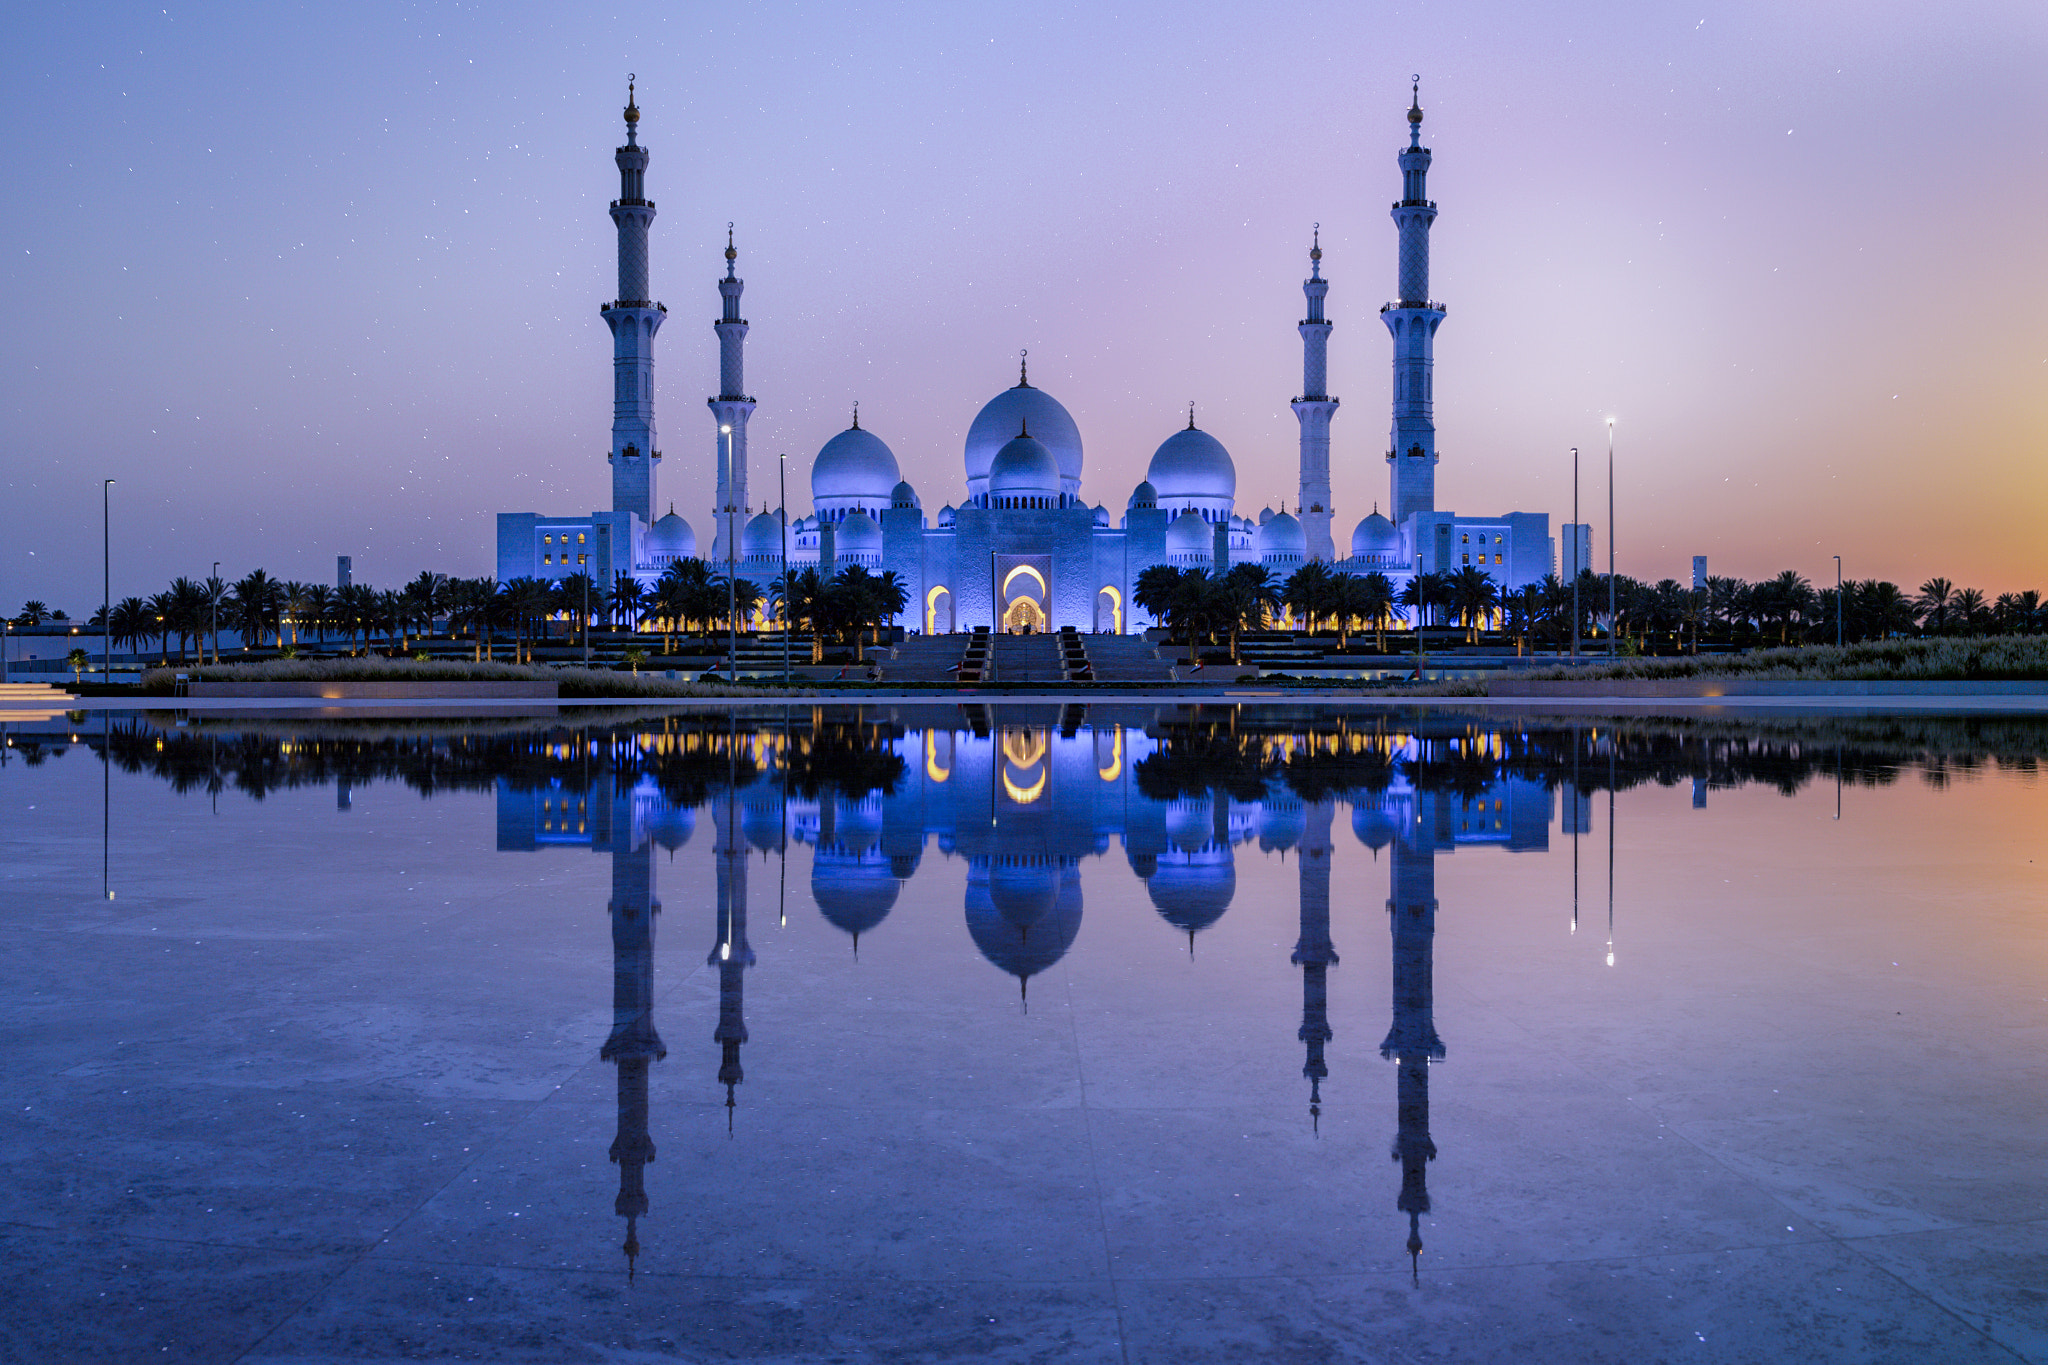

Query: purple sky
[{"left": 3, "top": 1, "right": 2044, "bottom": 609}]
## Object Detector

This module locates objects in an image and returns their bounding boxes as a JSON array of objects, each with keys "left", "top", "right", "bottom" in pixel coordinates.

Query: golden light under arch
[
  {"left": 1096, "top": 727, "right": 1122, "bottom": 783},
  {"left": 925, "top": 584, "right": 952, "bottom": 635},
  {"left": 925, "top": 730, "right": 951, "bottom": 784},
  {"left": 1096, "top": 584, "right": 1122, "bottom": 633}
]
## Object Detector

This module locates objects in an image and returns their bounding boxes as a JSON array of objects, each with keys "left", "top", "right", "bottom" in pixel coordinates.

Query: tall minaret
[
  {"left": 605, "top": 81, "right": 664, "bottom": 528},
  {"left": 710, "top": 776, "right": 754, "bottom": 1128},
  {"left": 708, "top": 228, "right": 755, "bottom": 563},
  {"left": 600, "top": 774, "right": 665, "bottom": 1275},
  {"left": 1381, "top": 784, "right": 1445, "bottom": 1283},
  {"left": 1292, "top": 229, "right": 1339, "bottom": 562},
  {"left": 1291, "top": 798, "right": 1338, "bottom": 1129},
  {"left": 1384, "top": 79, "right": 1444, "bottom": 529}
]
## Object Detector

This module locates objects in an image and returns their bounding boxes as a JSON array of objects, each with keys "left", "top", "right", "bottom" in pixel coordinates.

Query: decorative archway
[
  {"left": 1003, "top": 596, "right": 1047, "bottom": 634},
  {"left": 925, "top": 585, "right": 953, "bottom": 635},
  {"left": 1095, "top": 585, "right": 1122, "bottom": 634}
]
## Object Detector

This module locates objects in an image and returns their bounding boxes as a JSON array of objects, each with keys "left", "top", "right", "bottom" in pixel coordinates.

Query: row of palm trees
[{"left": 79, "top": 558, "right": 914, "bottom": 668}]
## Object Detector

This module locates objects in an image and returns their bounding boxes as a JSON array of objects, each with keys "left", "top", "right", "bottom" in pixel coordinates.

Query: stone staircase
[
  {"left": 1080, "top": 635, "right": 1175, "bottom": 682},
  {"left": 1055, "top": 627, "right": 1092, "bottom": 680},
  {"left": 957, "top": 628, "right": 993, "bottom": 683},
  {"left": 885, "top": 633, "right": 980, "bottom": 683},
  {"left": 991, "top": 631, "right": 1062, "bottom": 684},
  {"left": 0, "top": 682, "right": 72, "bottom": 703}
]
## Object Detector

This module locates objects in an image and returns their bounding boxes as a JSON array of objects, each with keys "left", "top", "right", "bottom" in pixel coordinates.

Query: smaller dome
[
  {"left": 1351, "top": 508, "right": 1399, "bottom": 558},
  {"left": 1166, "top": 510, "right": 1211, "bottom": 559},
  {"left": 741, "top": 510, "right": 782, "bottom": 558},
  {"left": 1146, "top": 426, "right": 1236, "bottom": 502},
  {"left": 812, "top": 426, "right": 900, "bottom": 502},
  {"left": 1259, "top": 511, "right": 1306, "bottom": 559},
  {"left": 646, "top": 507, "right": 697, "bottom": 557},
  {"left": 1128, "top": 480, "right": 1157, "bottom": 510},
  {"left": 890, "top": 480, "right": 920, "bottom": 509},
  {"left": 988, "top": 431, "right": 1061, "bottom": 498},
  {"left": 937, "top": 504, "right": 957, "bottom": 528},
  {"left": 1092, "top": 504, "right": 1109, "bottom": 528},
  {"left": 836, "top": 509, "right": 882, "bottom": 554}
]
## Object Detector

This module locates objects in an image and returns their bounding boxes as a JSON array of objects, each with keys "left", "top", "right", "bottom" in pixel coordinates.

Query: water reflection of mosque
[{"left": 494, "top": 715, "right": 1569, "bottom": 1280}]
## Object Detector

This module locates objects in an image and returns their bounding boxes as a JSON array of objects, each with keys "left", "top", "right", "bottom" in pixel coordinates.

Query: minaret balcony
[
  {"left": 1380, "top": 302, "right": 1446, "bottom": 314},
  {"left": 609, "top": 199, "right": 656, "bottom": 210}
]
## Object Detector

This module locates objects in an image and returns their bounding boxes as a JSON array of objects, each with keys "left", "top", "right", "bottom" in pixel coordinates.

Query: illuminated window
[
  {"left": 1494, "top": 554, "right": 1503, "bottom": 565},
  {"left": 578, "top": 554, "right": 588, "bottom": 565},
  {"left": 543, "top": 534, "right": 553, "bottom": 545},
  {"left": 1462, "top": 554, "right": 1470, "bottom": 565},
  {"left": 1461, "top": 533, "right": 1469, "bottom": 544},
  {"left": 577, "top": 532, "right": 586, "bottom": 544}
]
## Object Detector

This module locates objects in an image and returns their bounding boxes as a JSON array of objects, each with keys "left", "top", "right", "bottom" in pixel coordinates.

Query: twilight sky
[{"left": 3, "top": 0, "right": 2044, "bottom": 608}]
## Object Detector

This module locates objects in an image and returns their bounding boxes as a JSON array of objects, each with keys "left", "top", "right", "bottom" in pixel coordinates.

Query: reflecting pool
[{"left": 2, "top": 705, "right": 2044, "bottom": 1362}]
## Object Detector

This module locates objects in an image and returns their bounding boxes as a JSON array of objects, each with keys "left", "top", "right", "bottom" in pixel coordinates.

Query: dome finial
[
  {"left": 1018, "top": 415, "right": 1030, "bottom": 438},
  {"left": 624, "top": 73, "right": 640, "bottom": 136},
  {"left": 1187, "top": 401, "right": 1196, "bottom": 430},
  {"left": 1408, "top": 75, "right": 1424, "bottom": 142},
  {"left": 724, "top": 222, "right": 736, "bottom": 274},
  {"left": 851, "top": 399, "right": 859, "bottom": 430},
  {"left": 1018, "top": 348, "right": 1030, "bottom": 388}
]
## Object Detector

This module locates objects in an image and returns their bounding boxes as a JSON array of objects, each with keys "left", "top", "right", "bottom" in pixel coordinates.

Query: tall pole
[
  {"left": 778, "top": 453, "right": 789, "bottom": 689},
  {"left": 1833, "top": 555, "right": 1843, "bottom": 649},
  {"left": 723, "top": 425, "right": 736, "bottom": 685},
  {"left": 1570, "top": 447, "right": 1579, "bottom": 660},
  {"left": 582, "top": 573, "right": 590, "bottom": 666},
  {"left": 103, "top": 479, "right": 115, "bottom": 678},
  {"left": 1605, "top": 418, "right": 1616, "bottom": 657},
  {"left": 1414, "top": 552, "right": 1426, "bottom": 680},
  {"left": 211, "top": 561, "right": 220, "bottom": 666}
]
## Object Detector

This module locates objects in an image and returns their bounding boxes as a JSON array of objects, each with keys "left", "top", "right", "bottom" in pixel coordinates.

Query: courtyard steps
[{"left": 0, "top": 682, "right": 72, "bottom": 702}]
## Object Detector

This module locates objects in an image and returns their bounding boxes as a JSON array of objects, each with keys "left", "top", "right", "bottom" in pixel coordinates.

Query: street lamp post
[
  {"left": 778, "top": 452, "right": 790, "bottom": 689},
  {"left": 722, "top": 425, "right": 737, "bottom": 684},
  {"left": 211, "top": 561, "right": 220, "bottom": 666},
  {"left": 1834, "top": 555, "right": 1843, "bottom": 649},
  {"left": 1415, "top": 552, "right": 1426, "bottom": 680},
  {"left": 103, "top": 479, "right": 115, "bottom": 678},
  {"left": 1606, "top": 418, "right": 1616, "bottom": 657}
]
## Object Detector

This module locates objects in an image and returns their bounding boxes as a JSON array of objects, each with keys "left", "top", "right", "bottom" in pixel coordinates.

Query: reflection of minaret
[
  {"left": 1381, "top": 790, "right": 1445, "bottom": 1283},
  {"left": 1291, "top": 799, "right": 1337, "bottom": 1130},
  {"left": 711, "top": 781, "right": 755, "bottom": 1126},
  {"left": 600, "top": 777, "right": 664, "bottom": 1276}
]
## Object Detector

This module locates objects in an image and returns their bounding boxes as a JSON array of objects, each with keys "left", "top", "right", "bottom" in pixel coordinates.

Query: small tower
[
  {"left": 710, "top": 775, "right": 755, "bottom": 1128},
  {"left": 708, "top": 227, "right": 756, "bottom": 563},
  {"left": 605, "top": 81, "right": 665, "bottom": 529},
  {"left": 1292, "top": 228, "right": 1340, "bottom": 561},
  {"left": 1383, "top": 79, "right": 1445, "bottom": 529}
]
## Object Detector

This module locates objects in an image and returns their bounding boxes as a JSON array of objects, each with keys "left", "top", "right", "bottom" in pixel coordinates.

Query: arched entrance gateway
[
  {"left": 925, "top": 585, "right": 953, "bottom": 635},
  {"left": 996, "top": 557, "right": 1052, "bottom": 634},
  {"left": 1095, "top": 586, "right": 1122, "bottom": 634}
]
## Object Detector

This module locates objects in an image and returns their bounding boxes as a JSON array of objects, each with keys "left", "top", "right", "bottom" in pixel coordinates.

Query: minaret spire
[
  {"left": 1382, "top": 774, "right": 1445, "bottom": 1285},
  {"left": 1292, "top": 799, "right": 1338, "bottom": 1132},
  {"left": 709, "top": 223, "right": 756, "bottom": 563},
  {"left": 1293, "top": 223, "right": 1339, "bottom": 560},
  {"left": 1385, "top": 76, "right": 1444, "bottom": 531},
  {"left": 601, "top": 766, "right": 666, "bottom": 1278},
  {"left": 604, "top": 77, "right": 664, "bottom": 530}
]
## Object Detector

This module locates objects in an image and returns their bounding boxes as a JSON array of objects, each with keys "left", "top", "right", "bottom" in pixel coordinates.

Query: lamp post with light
[
  {"left": 722, "top": 425, "right": 737, "bottom": 683},
  {"left": 778, "top": 452, "right": 790, "bottom": 689},
  {"left": 103, "top": 479, "right": 115, "bottom": 678},
  {"left": 210, "top": 562, "right": 220, "bottom": 666},
  {"left": 1570, "top": 447, "right": 1580, "bottom": 660},
  {"left": 1606, "top": 418, "right": 1616, "bottom": 657}
]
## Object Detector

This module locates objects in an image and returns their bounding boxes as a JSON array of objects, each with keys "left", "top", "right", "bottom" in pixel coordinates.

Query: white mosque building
[{"left": 497, "top": 81, "right": 1560, "bottom": 633}]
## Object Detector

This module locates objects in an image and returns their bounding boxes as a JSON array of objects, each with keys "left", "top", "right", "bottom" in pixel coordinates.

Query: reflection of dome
[
  {"left": 645, "top": 508, "right": 697, "bottom": 559},
  {"left": 988, "top": 432, "right": 1061, "bottom": 503},
  {"left": 740, "top": 793, "right": 785, "bottom": 851},
  {"left": 1128, "top": 480, "right": 1157, "bottom": 510},
  {"left": 1148, "top": 860, "right": 1236, "bottom": 938},
  {"left": 741, "top": 510, "right": 782, "bottom": 558},
  {"left": 813, "top": 856, "right": 900, "bottom": 943},
  {"left": 812, "top": 426, "right": 900, "bottom": 504},
  {"left": 1258, "top": 797, "right": 1306, "bottom": 852},
  {"left": 1258, "top": 511, "right": 1306, "bottom": 563},
  {"left": 1352, "top": 797, "right": 1402, "bottom": 851},
  {"left": 1166, "top": 510, "right": 1211, "bottom": 562},
  {"left": 646, "top": 803, "right": 697, "bottom": 851},
  {"left": 1147, "top": 426, "right": 1236, "bottom": 504},
  {"left": 965, "top": 382, "right": 1083, "bottom": 491},
  {"left": 1351, "top": 508, "right": 1399, "bottom": 558},
  {"left": 965, "top": 864, "right": 1082, "bottom": 995},
  {"left": 835, "top": 510, "right": 882, "bottom": 562}
]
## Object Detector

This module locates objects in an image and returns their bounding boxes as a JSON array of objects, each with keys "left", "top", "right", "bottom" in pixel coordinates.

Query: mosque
[{"left": 496, "top": 82, "right": 1562, "bottom": 632}]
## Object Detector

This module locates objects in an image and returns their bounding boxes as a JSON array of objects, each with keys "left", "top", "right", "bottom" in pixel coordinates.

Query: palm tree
[
  {"left": 146, "top": 590, "right": 177, "bottom": 663},
  {"left": 1916, "top": 577, "right": 1954, "bottom": 636},
  {"left": 200, "top": 574, "right": 228, "bottom": 662},
  {"left": 1282, "top": 562, "right": 1336, "bottom": 636},
  {"left": 167, "top": 577, "right": 209, "bottom": 662},
  {"left": 109, "top": 597, "right": 153, "bottom": 662},
  {"left": 231, "top": 569, "right": 283, "bottom": 653},
  {"left": 1449, "top": 565, "right": 1498, "bottom": 644},
  {"left": 1355, "top": 571, "right": 1396, "bottom": 652},
  {"left": 608, "top": 573, "right": 645, "bottom": 635},
  {"left": 14, "top": 601, "right": 50, "bottom": 627},
  {"left": 1219, "top": 563, "right": 1281, "bottom": 662},
  {"left": 302, "top": 584, "right": 335, "bottom": 650},
  {"left": 66, "top": 647, "right": 89, "bottom": 683},
  {"left": 771, "top": 567, "right": 828, "bottom": 662},
  {"left": 279, "top": 582, "right": 313, "bottom": 648},
  {"left": 1952, "top": 587, "right": 1989, "bottom": 633},
  {"left": 557, "top": 571, "right": 601, "bottom": 655}
]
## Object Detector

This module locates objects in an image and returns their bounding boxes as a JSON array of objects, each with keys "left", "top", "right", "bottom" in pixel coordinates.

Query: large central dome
[{"left": 964, "top": 372, "right": 1082, "bottom": 502}]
